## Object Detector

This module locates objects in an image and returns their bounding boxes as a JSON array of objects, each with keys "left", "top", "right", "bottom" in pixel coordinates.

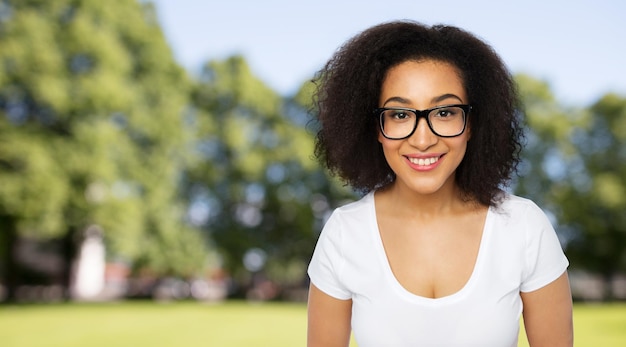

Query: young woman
[{"left": 307, "top": 21, "right": 573, "bottom": 347}]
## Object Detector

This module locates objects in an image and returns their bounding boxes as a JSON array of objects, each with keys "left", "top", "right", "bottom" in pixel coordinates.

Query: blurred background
[{"left": 0, "top": 0, "right": 625, "bottom": 345}]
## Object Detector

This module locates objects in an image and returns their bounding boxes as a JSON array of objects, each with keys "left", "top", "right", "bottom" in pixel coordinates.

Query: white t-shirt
[{"left": 308, "top": 192, "right": 569, "bottom": 347}]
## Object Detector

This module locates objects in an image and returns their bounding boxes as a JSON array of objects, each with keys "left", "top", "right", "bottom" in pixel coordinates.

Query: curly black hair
[{"left": 312, "top": 20, "right": 523, "bottom": 207}]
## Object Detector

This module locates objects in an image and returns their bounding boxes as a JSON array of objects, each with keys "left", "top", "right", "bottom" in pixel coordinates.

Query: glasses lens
[
  {"left": 428, "top": 106, "right": 466, "bottom": 137},
  {"left": 380, "top": 109, "right": 416, "bottom": 139}
]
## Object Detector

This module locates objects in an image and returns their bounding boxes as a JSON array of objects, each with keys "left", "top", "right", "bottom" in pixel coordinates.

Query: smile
[{"left": 407, "top": 156, "right": 440, "bottom": 166}]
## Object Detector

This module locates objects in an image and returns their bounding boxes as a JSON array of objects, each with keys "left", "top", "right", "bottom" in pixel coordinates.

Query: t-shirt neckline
[{"left": 366, "top": 191, "right": 494, "bottom": 305}]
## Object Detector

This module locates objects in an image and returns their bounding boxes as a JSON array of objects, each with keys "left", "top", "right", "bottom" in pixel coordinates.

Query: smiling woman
[
  {"left": 307, "top": 21, "right": 573, "bottom": 347},
  {"left": 376, "top": 60, "right": 470, "bottom": 196}
]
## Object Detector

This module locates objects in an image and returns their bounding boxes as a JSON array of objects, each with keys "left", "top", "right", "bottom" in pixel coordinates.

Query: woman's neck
[{"left": 377, "top": 180, "right": 474, "bottom": 219}]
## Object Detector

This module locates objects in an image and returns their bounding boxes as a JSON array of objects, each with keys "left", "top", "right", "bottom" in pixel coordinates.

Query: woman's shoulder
[
  {"left": 321, "top": 192, "right": 375, "bottom": 238},
  {"left": 495, "top": 193, "right": 543, "bottom": 213},
  {"left": 492, "top": 193, "right": 553, "bottom": 229},
  {"left": 332, "top": 191, "right": 374, "bottom": 216}
]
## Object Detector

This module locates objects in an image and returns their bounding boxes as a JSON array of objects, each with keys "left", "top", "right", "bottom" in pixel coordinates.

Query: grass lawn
[{"left": 0, "top": 301, "right": 624, "bottom": 346}]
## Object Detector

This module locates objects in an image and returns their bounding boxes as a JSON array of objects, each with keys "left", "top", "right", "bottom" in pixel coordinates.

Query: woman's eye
[
  {"left": 389, "top": 110, "right": 415, "bottom": 120},
  {"left": 393, "top": 112, "right": 409, "bottom": 119},
  {"left": 435, "top": 108, "right": 459, "bottom": 118}
]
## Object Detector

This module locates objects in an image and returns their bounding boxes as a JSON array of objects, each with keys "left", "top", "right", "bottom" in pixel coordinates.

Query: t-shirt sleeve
[
  {"left": 520, "top": 202, "right": 569, "bottom": 292},
  {"left": 307, "top": 212, "right": 352, "bottom": 300}
]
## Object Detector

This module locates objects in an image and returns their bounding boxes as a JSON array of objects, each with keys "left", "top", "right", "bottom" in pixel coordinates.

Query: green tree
[
  {"left": 554, "top": 94, "right": 626, "bottom": 299},
  {"left": 515, "top": 74, "right": 626, "bottom": 300},
  {"left": 0, "top": 122, "right": 70, "bottom": 298},
  {"left": 0, "top": 0, "right": 207, "bottom": 301},
  {"left": 188, "top": 56, "right": 355, "bottom": 294},
  {"left": 513, "top": 74, "right": 582, "bottom": 208}
]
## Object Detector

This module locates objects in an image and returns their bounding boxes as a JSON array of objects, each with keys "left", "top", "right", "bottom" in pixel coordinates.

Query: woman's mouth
[{"left": 407, "top": 156, "right": 441, "bottom": 166}]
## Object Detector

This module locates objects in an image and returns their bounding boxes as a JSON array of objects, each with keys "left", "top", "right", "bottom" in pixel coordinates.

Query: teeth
[{"left": 409, "top": 157, "right": 439, "bottom": 166}]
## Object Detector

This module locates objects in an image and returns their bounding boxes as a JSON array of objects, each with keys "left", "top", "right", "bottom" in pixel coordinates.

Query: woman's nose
[{"left": 407, "top": 118, "right": 438, "bottom": 150}]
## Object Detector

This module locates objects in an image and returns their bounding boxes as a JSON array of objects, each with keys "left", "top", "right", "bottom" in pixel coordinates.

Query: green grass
[
  {"left": 568, "top": 303, "right": 626, "bottom": 346},
  {"left": 0, "top": 301, "right": 307, "bottom": 347},
  {"left": 0, "top": 301, "right": 624, "bottom": 346}
]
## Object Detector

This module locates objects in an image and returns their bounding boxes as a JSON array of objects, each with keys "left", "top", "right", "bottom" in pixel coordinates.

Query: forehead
[{"left": 380, "top": 59, "right": 466, "bottom": 105}]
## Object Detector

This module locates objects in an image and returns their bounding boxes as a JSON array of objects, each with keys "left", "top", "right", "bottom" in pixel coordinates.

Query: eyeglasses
[{"left": 374, "top": 104, "right": 471, "bottom": 139}]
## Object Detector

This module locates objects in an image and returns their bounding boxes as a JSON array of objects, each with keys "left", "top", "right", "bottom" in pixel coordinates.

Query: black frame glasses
[{"left": 374, "top": 104, "right": 471, "bottom": 139}]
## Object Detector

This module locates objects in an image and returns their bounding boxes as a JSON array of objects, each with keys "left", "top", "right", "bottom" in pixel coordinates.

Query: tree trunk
[
  {"left": 0, "top": 215, "right": 18, "bottom": 303},
  {"left": 603, "top": 271, "right": 615, "bottom": 302},
  {"left": 60, "top": 227, "right": 78, "bottom": 301}
]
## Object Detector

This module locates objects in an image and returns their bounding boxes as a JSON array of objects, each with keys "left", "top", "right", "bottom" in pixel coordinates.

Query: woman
[{"left": 307, "top": 21, "right": 573, "bottom": 347}]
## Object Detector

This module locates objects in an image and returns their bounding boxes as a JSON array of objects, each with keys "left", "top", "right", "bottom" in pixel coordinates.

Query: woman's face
[{"left": 378, "top": 59, "right": 470, "bottom": 196}]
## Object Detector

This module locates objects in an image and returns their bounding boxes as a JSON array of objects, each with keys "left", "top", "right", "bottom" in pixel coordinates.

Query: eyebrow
[{"left": 382, "top": 93, "right": 464, "bottom": 107}]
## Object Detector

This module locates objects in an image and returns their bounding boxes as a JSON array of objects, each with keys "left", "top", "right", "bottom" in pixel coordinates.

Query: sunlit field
[{"left": 0, "top": 301, "right": 624, "bottom": 346}]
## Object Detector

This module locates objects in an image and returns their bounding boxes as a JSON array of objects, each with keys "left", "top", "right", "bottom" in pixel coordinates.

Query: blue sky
[{"left": 151, "top": 0, "right": 625, "bottom": 106}]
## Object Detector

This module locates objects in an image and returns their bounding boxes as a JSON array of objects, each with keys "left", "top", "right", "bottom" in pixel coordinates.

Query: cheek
[
  {"left": 378, "top": 134, "right": 396, "bottom": 151},
  {"left": 454, "top": 138, "right": 469, "bottom": 159},
  {"left": 378, "top": 137, "right": 403, "bottom": 164}
]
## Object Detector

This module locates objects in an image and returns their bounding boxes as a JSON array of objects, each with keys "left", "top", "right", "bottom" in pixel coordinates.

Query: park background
[{"left": 0, "top": 0, "right": 625, "bottom": 346}]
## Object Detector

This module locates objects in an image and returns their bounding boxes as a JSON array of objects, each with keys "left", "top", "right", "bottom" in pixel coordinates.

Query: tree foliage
[
  {"left": 0, "top": 0, "right": 207, "bottom": 300},
  {"left": 515, "top": 75, "right": 626, "bottom": 299},
  {"left": 187, "top": 56, "right": 354, "bottom": 290},
  {"left": 554, "top": 95, "right": 626, "bottom": 289}
]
